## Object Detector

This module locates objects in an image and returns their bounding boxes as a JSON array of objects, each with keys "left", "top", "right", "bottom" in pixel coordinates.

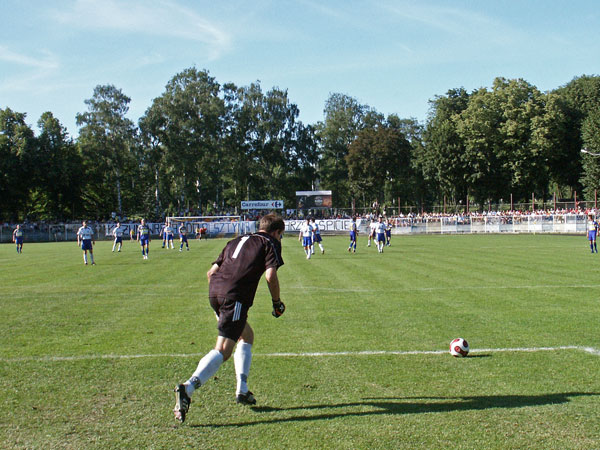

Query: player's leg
[
  {"left": 234, "top": 323, "right": 255, "bottom": 403},
  {"left": 90, "top": 249, "right": 95, "bottom": 265},
  {"left": 83, "top": 249, "right": 88, "bottom": 265}
]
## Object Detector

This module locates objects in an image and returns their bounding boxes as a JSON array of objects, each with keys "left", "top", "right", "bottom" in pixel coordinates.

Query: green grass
[{"left": 1, "top": 234, "right": 600, "bottom": 449}]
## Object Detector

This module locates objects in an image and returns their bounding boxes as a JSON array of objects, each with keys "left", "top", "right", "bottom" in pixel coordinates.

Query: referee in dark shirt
[{"left": 174, "top": 214, "right": 286, "bottom": 423}]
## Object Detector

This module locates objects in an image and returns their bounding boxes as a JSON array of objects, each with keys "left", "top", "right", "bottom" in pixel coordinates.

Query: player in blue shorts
[
  {"left": 138, "top": 219, "right": 151, "bottom": 259},
  {"left": 112, "top": 222, "right": 124, "bottom": 252},
  {"left": 12, "top": 224, "right": 24, "bottom": 254},
  {"left": 179, "top": 224, "right": 190, "bottom": 251},
  {"left": 77, "top": 221, "right": 96, "bottom": 265},
  {"left": 375, "top": 216, "right": 386, "bottom": 253},
  {"left": 162, "top": 221, "right": 175, "bottom": 249},
  {"left": 587, "top": 214, "right": 598, "bottom": 253},
  {"left": 348, "top": 217, "right": 357, "bottom": 253},
  {"left": 298, "top": 218, "right": 313, "bottom": 260},
  {"left": 310, "top": 218, "right": 324, "bottom": 254},
  {"left": 385, "top": 219, "right": 392, "bottom": 246}
]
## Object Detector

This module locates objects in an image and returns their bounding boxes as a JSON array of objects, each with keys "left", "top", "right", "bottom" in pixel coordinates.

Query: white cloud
[
  {"left": 53, "top": 0, "right": 232, "bottom": 60},
  {"left": 0, "top": 46, "right": 59, "bottom": 70}
]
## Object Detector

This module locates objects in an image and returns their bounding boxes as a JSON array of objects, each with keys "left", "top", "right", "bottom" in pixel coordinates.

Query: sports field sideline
[{"left": 1, "top": 234, "right": 599, "bottom": 449}]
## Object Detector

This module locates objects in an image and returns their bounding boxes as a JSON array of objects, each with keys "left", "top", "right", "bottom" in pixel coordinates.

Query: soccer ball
[{"left": 450, "top": 338, "right": 469, "bottom": 357}]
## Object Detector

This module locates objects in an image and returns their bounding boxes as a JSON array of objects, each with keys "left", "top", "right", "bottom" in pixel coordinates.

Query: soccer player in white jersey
[
  {"left": 165, "top": 222, "right": 175, "bottom": 249},
  {"left": 112, "top": 222, "right": 124, "bottom": 252},
  {"left": 310, "top": 218, "right": 324, "bottom": 254},
  {"left": 138, "top": 219, "right": 151, "bottom": 259},
  {"left": 77, "top": 220, "right": 96, "bottom": 265},
  {"left": 587, "top": 213, "right": 598, "bottom": 253},
  {"left": 375, "top": 216, "right": 387, "bottom": 253},
  {"left": 13, "top": 224, "right": 24, "bottom": 254},
  {"left": 298, "top": 218, "right": 314, "bottom": 259},
  {"left": 367, "top": 219, "right": 377, "bottom": 247}
]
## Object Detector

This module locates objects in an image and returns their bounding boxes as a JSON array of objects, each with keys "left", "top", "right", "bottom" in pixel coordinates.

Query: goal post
[{"left": 166, "top": 216, "right": 254, "bottom": 238}]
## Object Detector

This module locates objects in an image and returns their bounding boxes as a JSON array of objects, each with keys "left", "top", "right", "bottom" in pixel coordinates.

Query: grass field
[{"left": 1, "top": 233, "right": 600, "bottom": 449}]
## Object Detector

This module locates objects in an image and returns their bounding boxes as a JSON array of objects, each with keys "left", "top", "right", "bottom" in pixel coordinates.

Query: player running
[
  {"left": 588, "top": 214, "right": 598, "bottom": 253},
  {"left": 298, "top": 218, "right": 314, "bottom": 259},
  {"left": 385, "top": 219, "right": 392, "bottom": 246},
  {"left": 137, "top": 219, "right": 151, "bottom": 259},
  {"left": 310, "top": 218, "right": 325, "bottom": 254},
  {"left": 161, "top": 221, "right": 175, "bottom": 249},
  {"left": 112, "top": 222, "right": 124, "bottom": 252},
  {"left": 367, "top": 218, "right": 377, "bottom": 247},
  {"left": 173, "top": 214, "right": 286, "bottom": 423},
  {"left": 375, "top": 216, "right": 387, "bottom": 253},
  {"left": 12, "top": 224, "right": 24, "bottom": 254},
  {"left": 77, "top": 221, "right": 96, "bottom": 265},
  {"left": 348, "top": 217, "right": 358, "bottom": 252},
  {"left": 179, "top": 224, "right": 190, "bottom": 251}
]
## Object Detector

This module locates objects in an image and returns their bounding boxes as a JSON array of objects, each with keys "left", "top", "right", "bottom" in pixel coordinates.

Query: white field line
[
  {"left": 287, "top": 284, "right": 600, "bottom": 293},
  {"left": 1, "top": 346, "right": 598, "bottom": 363}
]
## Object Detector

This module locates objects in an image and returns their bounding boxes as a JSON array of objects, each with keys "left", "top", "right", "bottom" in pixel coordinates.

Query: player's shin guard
[
  {"left": 234, "top": 342, "right": 252, "bottom": 395},
  {"left": 185, "top": 350, "right": 224, "bottom": 397}
]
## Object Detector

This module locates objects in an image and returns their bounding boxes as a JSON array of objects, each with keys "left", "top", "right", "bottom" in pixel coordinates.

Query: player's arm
[
  {"left": 298, "top": 230, "right": 302, "bottom": 241},
  {"left": 207, "top": 263, "right": 220, "bottom": 281},
  {"left": 266, "top": 267, "right": 285, "bottom": 317}
]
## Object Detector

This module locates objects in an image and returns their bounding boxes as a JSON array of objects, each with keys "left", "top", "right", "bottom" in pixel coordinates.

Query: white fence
[
  {"left": 391, "top": 214, "right": 587, "bottom": 234},
  {"left": 0, "top": 214, "right": 589, "bottom": 243}
]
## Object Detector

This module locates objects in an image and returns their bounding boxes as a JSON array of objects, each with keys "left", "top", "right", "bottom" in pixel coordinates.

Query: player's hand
[{"left": 272, "top": 299, "right": 285, "bottom": 318}]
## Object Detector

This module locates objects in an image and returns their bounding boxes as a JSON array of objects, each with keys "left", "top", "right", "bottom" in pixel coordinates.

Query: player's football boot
[
  {"left": 236, "top": 391, "right": 256, "bottom": 405},
  {"left": 173, "top": 384, "right": 191, "bottom": 423}
]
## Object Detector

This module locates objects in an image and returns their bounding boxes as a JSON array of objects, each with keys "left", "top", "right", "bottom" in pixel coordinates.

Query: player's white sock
[
  {"left": 234, "top": 342, "right": 252, "bottom": 395},
  {"left": 319, "top": 243, "right": 324, "bottom": 252},
  {"left": 90, "top": 253, "right": 95, "bottom": 263},
  {"left": 83, "top": 254, "right": 87, "bottom": 264},
  {"left": 185, "top": 350, "right": 224, "bottom": 397}
]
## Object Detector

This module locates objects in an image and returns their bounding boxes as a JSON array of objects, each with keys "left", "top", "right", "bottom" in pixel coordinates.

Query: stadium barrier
[{"left": 0, "top": 214, "right": 589, "bottom": 243}]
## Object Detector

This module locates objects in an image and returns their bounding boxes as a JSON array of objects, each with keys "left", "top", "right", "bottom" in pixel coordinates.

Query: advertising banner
[{"left": 296, "top": 191, "right": 332, "bottom": 209}]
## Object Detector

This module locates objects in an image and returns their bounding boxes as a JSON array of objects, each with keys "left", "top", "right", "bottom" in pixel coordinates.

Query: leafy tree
[
  {"left": 421, "top": 88, "right": 470, "bottom": 206},
  {"left": 317, "top": 93, "right": 378, "bottom": 208},
  {"left": 0, "top": 108, "right": 36, "bottom": 220},
  {"left": 76, "top": 85, "right": 138, "bottom": 218},
  {"left": 140, "top": 68, "right": 224, "bottom": 215},
  {"left": 346, "top": 125, "right": 412, "bottom": 209},
  {"left": 31, "top": 112, "right": 83, "bottom": 220}
]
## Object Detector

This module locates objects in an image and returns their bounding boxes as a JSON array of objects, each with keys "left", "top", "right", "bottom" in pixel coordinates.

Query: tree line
[{"left": 2, "top": 68, "right": 600, "bottom": 222}]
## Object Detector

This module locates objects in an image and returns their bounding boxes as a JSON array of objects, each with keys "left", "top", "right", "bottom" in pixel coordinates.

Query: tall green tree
[
  {"left": 317, "top": 93, "right": 377, "bottom": 208},
  {"left": 31, "top": 112, "right": 83, "bottom": 220},
  {"left": 76, "top": 85, "right": 138, "bottom": 218},
  {"left": 421, "top": 88, "right": 470, "bottom": 205},
  {"left": 0, "top": 108, "right": 36, "bottom": 220},
  {"left": 141, "top": 68, "right": 224, "bottom": 215}
]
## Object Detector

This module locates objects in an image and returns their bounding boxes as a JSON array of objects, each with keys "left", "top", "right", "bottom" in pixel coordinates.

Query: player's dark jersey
[{"left": 209, "top": 232, "right": 283, "bottom": 306}]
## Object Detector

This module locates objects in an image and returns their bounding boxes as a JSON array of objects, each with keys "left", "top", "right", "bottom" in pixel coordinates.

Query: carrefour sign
[{"left": 241, "top": 200, "right": 284, "bottom": 209}]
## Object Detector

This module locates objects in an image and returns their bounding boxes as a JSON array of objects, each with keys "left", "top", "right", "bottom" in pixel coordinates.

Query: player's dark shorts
[
  {"left": 180, "top": 234, "right": 188, "bottom": 243},
  {"left": 114, "top": 236, "right": 123, "bottom": 243},
  {"left": 349, "top": 231, "right": 356, "bottom": 241},
  {"left": 210, "top": 297, "right": 249, "bottom": 341},
  {"left": 302, "top": 236, "right": 312, "bottom": 247},
  {"left": 81, "top": 239, "right": 93, "bottom": 251},
  {"left": 166, "top": 233, "right": 174, "bottom": 241},
  {"left": 15, "top": 237, "right": 23, "bottom": 245},
  {"left": 377, "top": 232, "right": 385, "bottom": 243},
  {"left": 139, "top": 237, "right": 149, "bottom": 246},
  {"left": 589, "top": 230, "right": 597, "bottom": 240},
  {"left": 385, "top": 230, "right": 391, "bottom": 238},
  {"left": 314, "top": 233, "right": 322, "bottom": 243}
]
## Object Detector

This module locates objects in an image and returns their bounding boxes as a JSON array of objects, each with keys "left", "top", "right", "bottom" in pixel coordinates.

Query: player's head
[
  {"left": 117, "top": 222, "right": 120, "bottom": 226},
  {"left": 82, "top": 220, "right": 87, "bottom": 226},
  {"left": 141, "top": 219, "right": 146, "bottom": 225},
  {"left": 259, "top": 214, "right": 285, "bottom": 239},
  {"left": 311, "top": 218, "right": 315, "bottom": 223},
  {"left": 589, "top": 214, "right": 594, "bottom": 220}
]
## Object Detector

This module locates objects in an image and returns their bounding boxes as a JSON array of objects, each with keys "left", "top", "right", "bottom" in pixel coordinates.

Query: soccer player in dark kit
[{"left": 173, "top": 213, "right": 286, "bottom": 423}]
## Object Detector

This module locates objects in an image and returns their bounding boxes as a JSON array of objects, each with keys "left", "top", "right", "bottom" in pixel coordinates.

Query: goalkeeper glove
[{"left": 272, "top": 299, "right": 285, "bottom": 318}]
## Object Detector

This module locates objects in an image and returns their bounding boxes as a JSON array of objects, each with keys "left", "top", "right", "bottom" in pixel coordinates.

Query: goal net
[{"left": 166, "top": 216, "right": 253, "bottom": 237}]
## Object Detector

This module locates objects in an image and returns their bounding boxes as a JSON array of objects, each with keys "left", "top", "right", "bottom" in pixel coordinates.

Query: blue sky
[{"left": 1, "top": 0, "right": 599, "bottom": 137}]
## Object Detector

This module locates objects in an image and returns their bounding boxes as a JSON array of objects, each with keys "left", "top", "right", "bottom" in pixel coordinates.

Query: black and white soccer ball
[{"left": 450, "top": 338, "right": 469, "bottom": 357}]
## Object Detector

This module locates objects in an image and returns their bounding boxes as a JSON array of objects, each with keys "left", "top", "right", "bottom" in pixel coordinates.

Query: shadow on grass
[{"left": 190, "top": 392, "right": 599, "bottom": 428}]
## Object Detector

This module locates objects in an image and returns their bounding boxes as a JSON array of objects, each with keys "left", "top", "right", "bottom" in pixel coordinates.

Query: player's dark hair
[{"left": 259, "top": 214, "right": 285, "bottom": 233}]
